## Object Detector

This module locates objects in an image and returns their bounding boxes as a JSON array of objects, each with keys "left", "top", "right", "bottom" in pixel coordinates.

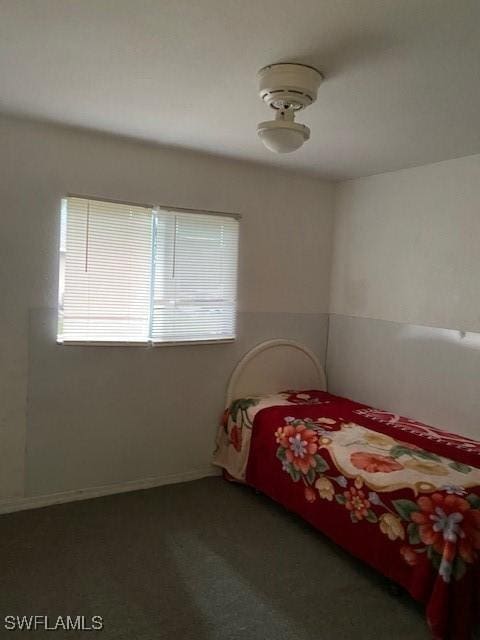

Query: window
[{"left": 58, "top": 196, "right": 239, "bottom": 344}]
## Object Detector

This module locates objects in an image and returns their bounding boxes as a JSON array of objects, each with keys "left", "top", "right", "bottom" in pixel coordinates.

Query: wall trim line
[
  {"left": 327, "top": 312, "right": 478, "bottom": 335},
  {"left": 0, "top": 467, "right": 220, "bottom": 515}
]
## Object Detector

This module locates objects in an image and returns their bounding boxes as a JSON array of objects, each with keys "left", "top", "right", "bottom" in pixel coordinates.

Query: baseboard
[{"left": 0, "top": 466, "right": 221, "bottom": 515}]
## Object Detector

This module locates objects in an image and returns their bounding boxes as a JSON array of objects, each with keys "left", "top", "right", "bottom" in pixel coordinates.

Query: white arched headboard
[{"left": 226, "top": 339, "right": 327, "bottom": 405}]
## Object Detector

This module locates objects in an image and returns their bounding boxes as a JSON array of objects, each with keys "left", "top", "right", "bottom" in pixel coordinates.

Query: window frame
[{"left": 57, "top": 194, "right": 240, "bottom": 347}]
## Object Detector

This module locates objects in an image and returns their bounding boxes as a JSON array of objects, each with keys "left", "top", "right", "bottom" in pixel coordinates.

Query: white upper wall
[
  {"left": 330, "top": 154, "right": 480, "bottom": 332},
  {"left": 2, "top": 115, "right": 333, "bottom": 316}
]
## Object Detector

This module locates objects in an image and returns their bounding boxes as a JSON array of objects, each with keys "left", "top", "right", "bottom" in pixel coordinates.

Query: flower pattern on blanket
[
  {"left": 213, "top": 392, "right": 330, "bottom": 482},
  {"left": 401, "top": 492, "right": 480, "bottom": 582},
  {"left": 354, "top": 408, "right": 480, "bottom": 457},
  {"left": 323, "top": 422, "right": 480, "bottom": 493},
  {"left": 275, "top": 417, "right": 480, "bottom": 583},
  {"left": 284, "top": 391, "right": 329, "bottom": 404}
]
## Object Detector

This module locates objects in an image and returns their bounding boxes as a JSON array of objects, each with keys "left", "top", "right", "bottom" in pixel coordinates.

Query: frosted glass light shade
[{"left": 257, "top": 120, "right": 310, "bottom": 153}]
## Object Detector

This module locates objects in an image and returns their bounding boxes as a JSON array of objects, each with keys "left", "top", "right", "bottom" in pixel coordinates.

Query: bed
[{"left": 213, "top": 339, "right": 480, "bottom": 640}]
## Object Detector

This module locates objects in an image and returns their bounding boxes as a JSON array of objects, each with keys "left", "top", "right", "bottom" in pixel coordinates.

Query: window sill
[
  {"left": 151, "top": 338, "right": 235, "bottom": 347},
  {"left": 57, "top": 338, "right": 235, "bottom": 347},
  {"left": 57, "top": 340, "right": 150, "bottom": 347}
]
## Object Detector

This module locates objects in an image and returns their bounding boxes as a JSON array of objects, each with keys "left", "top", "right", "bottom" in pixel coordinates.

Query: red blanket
[{"left": 234, "top": 391, "right": 480, "bottom": 640}]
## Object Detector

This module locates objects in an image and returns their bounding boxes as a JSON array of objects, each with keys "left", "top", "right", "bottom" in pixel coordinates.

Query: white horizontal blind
[
  {"left": 58, "top": 198, "right": 239, "bottom": 344},
  {"left": 152, "top": 210, "right": 239, "bottom": 342},
  {"left": 59, "top": 197, "right": 153, "bottom": 342}
]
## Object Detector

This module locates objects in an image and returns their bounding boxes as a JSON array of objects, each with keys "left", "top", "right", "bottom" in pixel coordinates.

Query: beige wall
[
  {"left": 330, "top": 154, "right": 480, "bottom": 331},
  {"left": 0, "top": 115, "right": 334, "bottom": 504},
  {"left": 6, "top": 115, "right": 477, "bottom": 507},
  {"left": 328, "top": 154, "right": 480, "bottom": 439}
]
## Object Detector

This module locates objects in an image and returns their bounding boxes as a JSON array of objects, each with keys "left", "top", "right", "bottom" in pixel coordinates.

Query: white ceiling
[{"left": 1, "top": 0, "right": 480, "bottom": 180}]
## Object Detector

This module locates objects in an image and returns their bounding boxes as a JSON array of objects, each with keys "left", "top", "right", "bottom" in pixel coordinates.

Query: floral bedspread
[
  {"left": 213, "top": 391, "right": 329, "bottom": 480},
  {"left": 213, "top": 390, "right": 480, "bottom": 640}
]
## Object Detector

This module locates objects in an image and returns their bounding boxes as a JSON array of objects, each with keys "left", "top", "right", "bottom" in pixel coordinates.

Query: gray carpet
[{"left": 0, "top": 477, "right": 430, "bottom": 639}]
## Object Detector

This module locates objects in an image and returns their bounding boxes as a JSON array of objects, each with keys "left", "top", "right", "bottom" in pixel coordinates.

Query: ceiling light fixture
[{"left": 257, "top": 63, "right": 323, "bottom": 154}]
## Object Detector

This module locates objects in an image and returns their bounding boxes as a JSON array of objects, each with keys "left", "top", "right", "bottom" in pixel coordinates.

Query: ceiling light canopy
[{"left": 256, "top": 63, "right": 323, "bottom": 154}]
